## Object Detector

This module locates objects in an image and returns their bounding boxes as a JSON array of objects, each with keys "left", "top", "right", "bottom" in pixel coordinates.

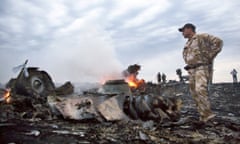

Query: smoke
[
  {"left": 0, "top": 23, "right": 124, "bottom": 84},
  {"left": 41, "top": 24, "right": 124, "bottom": 83}
]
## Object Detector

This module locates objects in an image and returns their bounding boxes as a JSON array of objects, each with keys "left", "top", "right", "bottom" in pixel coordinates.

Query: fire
[
  {"left": 122, "top": 64, "right": 146, "bottom": 90},
  {"left": 127, "top": 80, "right": 138, "bottom": 88},
  {"left": 125, "top": 75, "right": 138, "bottom": 88},
  {"left": 4, "top": 88, "right": 11, "bottom": 103},
  {"left": 125, "top": 75, "right": 145, "bottom": 89}
]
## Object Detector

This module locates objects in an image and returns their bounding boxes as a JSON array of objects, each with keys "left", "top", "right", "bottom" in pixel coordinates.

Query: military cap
[{"left": 178, "top": 23, "right": 196, "bottom": 32}]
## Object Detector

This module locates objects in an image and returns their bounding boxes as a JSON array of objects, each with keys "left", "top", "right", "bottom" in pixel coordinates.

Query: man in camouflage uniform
[{"left": 179, "top": 23, "right": 223, "bottom": 122}]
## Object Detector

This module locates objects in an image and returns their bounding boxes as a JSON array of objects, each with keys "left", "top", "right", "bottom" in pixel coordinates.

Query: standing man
[
  {"left": 230, "top": 69, "right": 238, "bottom": 83},
  {"left": 179, "top": 23, "right": 223, "bottom": 123},
  {"left": 176, "top": 68, "right": 183, "bottom": 82},
  {"left": 162, "top": 73, "right": 166, "bottom": 83},
  {"left": 157, "top": 72, "right": 161, "bottom": 84}
]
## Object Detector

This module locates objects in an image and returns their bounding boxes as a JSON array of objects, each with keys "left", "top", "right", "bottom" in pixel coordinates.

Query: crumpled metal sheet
[
  {"left": 97, "top": 95, "right": 129, "bottom": 121},
  {"left": 50, "top": 94, "right": 129, "bottom": 122},
  {"left": 55, "top": 97, "right": 99, "bottom": 120}
]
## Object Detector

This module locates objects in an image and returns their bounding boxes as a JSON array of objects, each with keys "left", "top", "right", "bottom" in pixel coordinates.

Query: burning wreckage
[
  {"left": 0, "top": 62, "right": 181, "bottom": 123},
  {"left": 1, "top": 62, "right": 240, "bottom": 143}
]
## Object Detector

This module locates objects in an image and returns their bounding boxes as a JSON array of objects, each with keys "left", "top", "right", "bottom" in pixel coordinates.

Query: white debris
[{"left": 25, "top": 130, "right": 40, "bottom": 136}]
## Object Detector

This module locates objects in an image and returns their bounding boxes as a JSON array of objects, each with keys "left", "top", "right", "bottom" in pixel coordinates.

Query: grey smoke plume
[{"left": 0, "top": 24, "right": 123, "bottom": 84}]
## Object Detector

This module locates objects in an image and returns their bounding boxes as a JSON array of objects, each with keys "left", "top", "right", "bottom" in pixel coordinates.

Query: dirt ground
[{"left": 0, "top": 82, "right": 240, "bottom": 144}]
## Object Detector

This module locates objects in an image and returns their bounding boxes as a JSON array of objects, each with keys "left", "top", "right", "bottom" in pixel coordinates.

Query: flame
[
  {"left": 125, "top": 75, "right": 145, "bottom": 89},
  {"left": 4, "top": 88, "right": 11, "bottom": 103},
  {"left": 125, "top": 75, "right": 137, "bottom": 88},
  {"left": 127, "top": 80, "right": 138, "bottom": 88}
]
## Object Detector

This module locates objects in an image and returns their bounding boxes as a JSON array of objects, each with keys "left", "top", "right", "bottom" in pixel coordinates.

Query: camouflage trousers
[{"left": 188, "top": 65, "right": 214, "bottom": 120}]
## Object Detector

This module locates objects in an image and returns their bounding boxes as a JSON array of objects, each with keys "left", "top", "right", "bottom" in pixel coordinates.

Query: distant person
[
  {"left": 230, "top": 69, "right": 238, "bottom": 83},
  {"left": 157, "top": 72, "right": 161, "bottom": 84},
  {"left": 176, "top": 68, "right": 183, "bottom": 82},
  {"left": 162, "top": 73, "right": 166, "bottom": 83},
  {"left": 179, "top": 23, "right": 223, "bottom": 123}
]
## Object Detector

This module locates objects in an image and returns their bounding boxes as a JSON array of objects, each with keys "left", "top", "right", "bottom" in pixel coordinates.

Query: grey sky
[{"left": 0, "top": 0, "right": 240, "bottom": 83}]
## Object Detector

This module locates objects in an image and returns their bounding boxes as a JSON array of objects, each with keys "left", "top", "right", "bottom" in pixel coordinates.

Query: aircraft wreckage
[
  {"left": 1, "top": 62, "right": 240, "bottom": 143},
  {"left": 47, "top": 79, "right": 182, "bottom": 122},
  {"left": 1, "top": 61, "right": 181, "bottom": 123}
]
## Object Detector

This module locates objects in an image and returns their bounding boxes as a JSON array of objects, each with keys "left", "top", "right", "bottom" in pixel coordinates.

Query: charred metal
[{"left": 0, "top": 62, "right": 240, "bottom": 144}]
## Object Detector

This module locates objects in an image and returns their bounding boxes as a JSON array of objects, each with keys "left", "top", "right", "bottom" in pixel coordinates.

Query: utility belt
[{"left": 184, "top": 63, "right": 211, "bottom": 70}]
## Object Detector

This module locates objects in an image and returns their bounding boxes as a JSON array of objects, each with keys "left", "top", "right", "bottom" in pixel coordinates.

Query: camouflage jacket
[{"left": 183, "top": 33, "right": 223, "bottom": 65}]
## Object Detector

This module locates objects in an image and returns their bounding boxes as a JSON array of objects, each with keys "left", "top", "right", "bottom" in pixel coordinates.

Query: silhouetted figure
[
  {"left": 162, "top": 73, "right": 166, "bottom": 83},
  {"left": 176, "top": 69, "right": 183, "bottom": 82},
  {"left": 230, "top": 69, "right": 238, "bottom": 83},
  {"left": 157, "top": 72, "right": 161, "bottom": 84}
]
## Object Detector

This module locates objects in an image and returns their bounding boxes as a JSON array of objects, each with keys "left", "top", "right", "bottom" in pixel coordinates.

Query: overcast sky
[{"left": 0, "top": 0, "right": 240, "bottom": 84}]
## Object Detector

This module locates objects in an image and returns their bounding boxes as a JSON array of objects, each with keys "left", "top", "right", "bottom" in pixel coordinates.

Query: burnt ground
[{"left": 0, "top": 82, "right": 240, "bottom": 144}]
